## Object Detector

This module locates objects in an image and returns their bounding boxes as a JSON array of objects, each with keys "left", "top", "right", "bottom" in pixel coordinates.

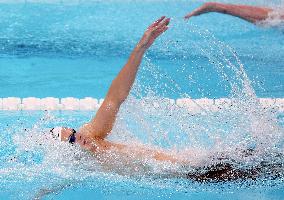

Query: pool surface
[{"left": 0, "top": 0, "right": 284, "bottom": 199}]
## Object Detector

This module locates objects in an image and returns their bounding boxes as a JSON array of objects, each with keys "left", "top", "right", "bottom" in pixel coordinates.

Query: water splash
[
  {"left": 114, "top": 19, "right": 284, "bottom": 180},
  {"left": 258, "top": 7, "right": 284, "bottom": 30},
  {"left": 0, "top": 19, "right": 283, "bottom": 199}
]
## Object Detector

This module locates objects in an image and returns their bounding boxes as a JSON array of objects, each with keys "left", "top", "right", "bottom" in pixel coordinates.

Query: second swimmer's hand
[
  {"left": 137, "top": 16, "right": 170, "bottom": 50},
  {"left": 184, "top": 2, "right": 217, "bottom": 19}
]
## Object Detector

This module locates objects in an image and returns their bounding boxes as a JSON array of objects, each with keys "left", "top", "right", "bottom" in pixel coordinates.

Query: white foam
[
  {"left": 176, "top": 98, "right": 193, "bottom": 108},
  {"left": 176, "top": 98, "right": 203, "bottom": 114},
  {"left": 276, "top": 98, "right": 284, "bottom": 112},
  {"left": 195, "top": 98, "right": 217, "bottom": 112},
  {"left": 214, "top": 98, "right": 233, "bottom": 110},
  {"left": 259, "top": 98, "right": 276, "bottom": 109},
  {"left": 258, "top": 8, "right": 284, "bottom": 29}
]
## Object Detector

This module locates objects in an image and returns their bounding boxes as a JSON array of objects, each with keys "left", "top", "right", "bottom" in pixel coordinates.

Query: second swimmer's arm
[{"left": 185, "top": 2, "right": 274, "bottom": 24}]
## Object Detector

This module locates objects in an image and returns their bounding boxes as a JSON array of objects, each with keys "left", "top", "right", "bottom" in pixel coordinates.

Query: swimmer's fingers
[
  {"left": 153, "top": 25, "right": 169, "bottom": 39},
  {"left": 184, "top": 3, "right": 215, "bottom": 19},
  {"left": 138, "top": 17, "right": 170, "bottom": 50},
  {"left": 184, "top": 8, "right": 203, "bottom": 19},
  {"left": 152, "top": 17, "right": 170, "bottom": 32},
  {"left": 150, "top": 18, "right": 170, "bottom": 37},
  {"left": 184, "top": 11, "right": 196, "bottom": 19},
  {"left": 148, "top": 16, "right": 166, "bottom": 30}
]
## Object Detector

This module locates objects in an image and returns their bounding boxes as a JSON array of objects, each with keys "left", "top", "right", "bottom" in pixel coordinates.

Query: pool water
[
  {"left": 0, "top": 0, "right": 283, "bottom": 99},
  {"left": 1, "top": 110, "right": 283, "bottom": 200},
  {"left": 0, "top": 0, "right": 284, "bottom": 200}
]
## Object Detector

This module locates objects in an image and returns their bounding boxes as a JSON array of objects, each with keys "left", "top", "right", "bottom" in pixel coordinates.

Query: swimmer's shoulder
[{"left": 79, "top": 122, "right": 95, "bottom": 136}]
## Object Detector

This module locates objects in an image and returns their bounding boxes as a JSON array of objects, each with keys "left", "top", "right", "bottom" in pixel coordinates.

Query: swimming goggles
[{"left": 50, "top": 127, "right": 77, "bottom": 144}]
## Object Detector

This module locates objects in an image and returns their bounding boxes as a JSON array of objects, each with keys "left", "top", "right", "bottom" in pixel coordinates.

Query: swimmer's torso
[
  {"left": 77, "top": 122, "right": 222, "bottom": 179},
  {"left": 76, "top": 124, "right": 271, "bottom": 181}
]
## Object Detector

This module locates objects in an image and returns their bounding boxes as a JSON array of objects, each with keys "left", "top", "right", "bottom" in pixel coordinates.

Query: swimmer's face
[
  {"left": 50, "top": 127, "right": 75, "bottom": 142},
  {"left": 60, "top": 127, "right": 75, "bottom": 142}
]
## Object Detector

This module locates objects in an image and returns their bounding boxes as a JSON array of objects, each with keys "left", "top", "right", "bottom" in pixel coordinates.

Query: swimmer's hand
[
  {"left": 137, "top": 16, "right": 170, "bottom": 50},
  {"left": 184, "top": 2, "right": 217, "bottom": 19}
]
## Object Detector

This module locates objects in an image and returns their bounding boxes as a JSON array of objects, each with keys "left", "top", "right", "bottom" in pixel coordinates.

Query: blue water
[
  {"left": 0, "top": 1, "right": 284, "bottom": 200},
  {"left": 0, "top": 1, "right": 283, "bottom": 98},
  {"left": 0, "top": 111, "right": 283, "bottom": 200}
]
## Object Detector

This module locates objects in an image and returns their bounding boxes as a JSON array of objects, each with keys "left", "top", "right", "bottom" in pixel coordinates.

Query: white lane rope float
[{"left": 0, "top": 97, "right": 283, "bottom": 113}]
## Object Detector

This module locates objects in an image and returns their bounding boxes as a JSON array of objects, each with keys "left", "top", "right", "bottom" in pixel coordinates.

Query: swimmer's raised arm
[
  {"left": 81, "top": 16, "right": 170, "bottom": 140},
  {"left": 184, "top": 2, "right": 274, "bottom": 24}
]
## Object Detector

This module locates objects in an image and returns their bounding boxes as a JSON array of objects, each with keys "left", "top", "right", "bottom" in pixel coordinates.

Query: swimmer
[
  {"left": 47, "top": 17, "right": 278, "bottom": 183},
  {"left": 50, "top": 17, "right": 183, "bottom": 164},
  {"left": 184, "top": 2, "right": 284, "bottom": 24}
]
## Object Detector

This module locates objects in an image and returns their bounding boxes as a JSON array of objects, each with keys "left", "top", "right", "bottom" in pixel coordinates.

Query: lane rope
[{"left": 0, "top": 97, "right": 283, "bottom": 112}]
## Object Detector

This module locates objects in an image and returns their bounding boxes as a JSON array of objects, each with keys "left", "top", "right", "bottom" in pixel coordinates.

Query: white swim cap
[{"left": 50, "top": 127, "right": 63, "bottom": 141}]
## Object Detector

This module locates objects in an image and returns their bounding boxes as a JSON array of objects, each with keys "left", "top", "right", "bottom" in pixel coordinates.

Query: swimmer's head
[{"left": 50, "top": 127, "right": 77, "bottom": 144}]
